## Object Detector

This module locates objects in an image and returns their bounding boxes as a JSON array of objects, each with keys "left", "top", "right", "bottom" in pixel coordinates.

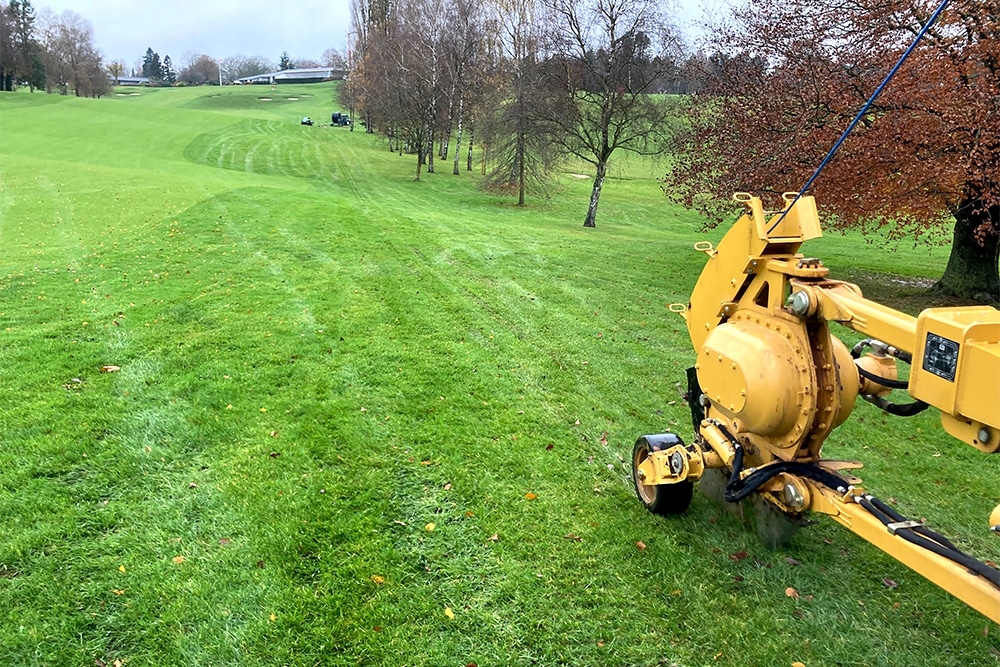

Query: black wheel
[{"left": 632, "top": 434, "right": 694, "bottom": 516}]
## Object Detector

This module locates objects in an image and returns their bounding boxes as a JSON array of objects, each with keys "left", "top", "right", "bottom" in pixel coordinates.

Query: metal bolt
[
  {"left": 783, "top": 482, "right": 805, "bottom": 510},
  {"left": 636, "top": 469, "right": 646, "bottom": 481},
  {"left": 978, "top": 427, "right": 992, "bottom": 444},
  {"left": 787, "top": 291, "right": 811, "bottom": 316}
]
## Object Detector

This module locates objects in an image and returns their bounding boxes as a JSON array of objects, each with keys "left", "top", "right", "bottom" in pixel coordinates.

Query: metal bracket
[{"left": 887, "top": 520, "right": 923, "bottom": 535}]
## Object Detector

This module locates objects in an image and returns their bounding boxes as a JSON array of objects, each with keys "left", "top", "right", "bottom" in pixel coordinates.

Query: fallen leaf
[
  {"left": 443, "top": 483, "right": 452, "bottom": 490},
  {"left": 784, "top": 557, "right": 801, "bottom": 566},
  {"left": 188, "top": 482, "right": 198, "bottom": 488},
  {"left": 393, "top": 520, "right": 408, "bottom": 526},
  {"left": 373, "top": 626, "right": 382, "bottom": 632},
  {"left": 489, "top": 534, "right": 499, "bottom": 542},
  {"left": 444, "top": 607, "right": 455, "bottom": 619},
  {"left": 792, "top": 661, "right": 807, "bottom": 667},
  {"left": 100, "top": 365, "right": 121, "bottom": 373},
  {"left": 256, "top": 560, "right": 265, "bottom": 568},
  {"left": 118, "top": 565, "right": 126, "bottom": 573},
  {"left": 597, "top": 639, "right": 606, "bottom": 648},
  {"left": 599, "top": 432, "right": 608, "bottom": 446},
  {"left": 371, "top": 575, "right": 385, "bottom": 585},
  {"left": 172, "top": 555, "right": 185, "bottom": 564},
  {"left": 269, "top": 613, "right": 276, "bottom": 622},
  {"left": 269, "top": 451, "right": 281, "bottom": 458},
  {"left": 259, "top": 407, "right": 267, "bottom": 413},
  {"left": 729, "top": 551, "right": 748, "bottom": 561},
  {"left": 882, "top": 578, "right": 898, "bottom": 588},
  {"left": 95, "top": 659, "right": 107, "bottom": 667},
  {"left": 425, "top": 522, "right": 436, "bottom": 532},
  {"left": 524, "top": 493, "right": 537, "bottom": 500},
  {"left": 785, "top": 587, "right": 800, "bottom": 599},
  {"left": 219, "top": 538, "right": 231, "bottom": 546},
  {"left": 226, "top": 404, "right": 233, "bottom": 410},
  {"left": 635, "top": 541, "right": 647, "bottom": 551},
  {"left": 112, "top": 589, "right": 124, "bottom": 595},
  {"left": 269, "top": 430, "right": 278, "bottom": 437},
  {"left": 546, "top": 443, "right": 554, "bottom": 450},
  {"left": 564, "top": 533, "right": 582, "bottom": 542},
  {"left": 671, "top": 588, "right": 682, "bottom": 596}
]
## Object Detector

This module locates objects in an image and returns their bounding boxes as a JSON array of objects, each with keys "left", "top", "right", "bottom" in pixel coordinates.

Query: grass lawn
[{"left": 0, "top": 82, "right": 997, "bottom": 667}]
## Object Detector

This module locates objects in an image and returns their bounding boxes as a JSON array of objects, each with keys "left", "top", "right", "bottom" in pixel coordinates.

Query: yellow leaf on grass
[
  {"left": 172, "top": 555, "right": 185, "bottom": 564},
  {"left": 371, "top": 575, "right": 385, "bottom": 585},
  {"left": 444, "top": 607, "right": 455, "bottom": 619},
  {"left": 118, "top": 565, "right": 126, "bottom": 573},
  {"left": 260, "top": 407, "right": 267, "bottom": 413},
  {"left": 425, "top": 522, "right": 436, "bottom": 532},
  {"left": 269, "top": 613, "right": 276, "bottom": 622},
  {"left": 524, "top": 493, "right": 537, "bottom": 500},
  {"left": 792, "top": 662, "right": 807, "bottom": 667}
]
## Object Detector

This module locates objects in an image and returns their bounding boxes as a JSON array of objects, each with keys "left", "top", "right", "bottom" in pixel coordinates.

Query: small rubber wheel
[{"left": 632, "top": 434, "right": 694, "bottom": 516}]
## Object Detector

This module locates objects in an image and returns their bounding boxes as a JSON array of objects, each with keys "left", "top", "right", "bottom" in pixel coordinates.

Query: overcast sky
[
  {"left": 50, "top": 0, "right": 713, "bottom": 71},
  {"left": 52, "top": 0, "right": 352, "bottom": 68}
]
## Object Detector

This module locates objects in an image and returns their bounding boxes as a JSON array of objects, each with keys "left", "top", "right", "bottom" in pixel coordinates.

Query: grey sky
[
  {"left": 49, "top": 0, "right": 714, "bottom": 72},
  {"left": 52, "top": 0, "right": 352, "bottom": 69}
]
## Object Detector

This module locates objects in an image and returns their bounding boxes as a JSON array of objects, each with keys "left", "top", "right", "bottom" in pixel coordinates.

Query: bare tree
[
  {"left": 221, "top": 54, "right": 273, "bottom": 82},
  {"left": 321, "top": 48, "right": 348, "bottom": 69},
  {"left": 542, "top": 0, "right": 681, "bottom": 227},
  {"left": 179, "top": 54, "right": 220, "bottom": 85},
  {"left": 480, "top": 0, "right": 557, "bottom": 204},
  {"left": 37, "top": 9, "right": 106, "bottom": 97},
  {"left": 106, "top": 59, "right": 124, "bottom": 84}
]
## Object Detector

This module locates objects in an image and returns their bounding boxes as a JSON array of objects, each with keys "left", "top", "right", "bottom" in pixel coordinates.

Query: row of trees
[
  {"left": 346, "top": 0, "right": 999, "bottom": 300},
  {"left": 344, "top": 0, "right": 690, "bottom": 227},
  {"left": 0, "top": 1, "right": 107, "bottom": 96}
]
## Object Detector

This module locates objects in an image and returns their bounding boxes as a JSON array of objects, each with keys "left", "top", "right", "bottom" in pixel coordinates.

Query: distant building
[
  {"left": 113, "top": 76, "right": 151, "bottom": 86},
  {"left": 234, "top": 67, "right": 346, "bottom": 85}
]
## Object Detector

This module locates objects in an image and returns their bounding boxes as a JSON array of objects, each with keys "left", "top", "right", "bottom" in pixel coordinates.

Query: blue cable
[{"left": 767, "top": 0, "right": 952, "bottom": 233}]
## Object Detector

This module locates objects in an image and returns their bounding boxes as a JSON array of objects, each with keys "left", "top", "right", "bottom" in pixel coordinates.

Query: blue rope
[{"left": 767, "top": 0, "right": 952, "bottom": 233}]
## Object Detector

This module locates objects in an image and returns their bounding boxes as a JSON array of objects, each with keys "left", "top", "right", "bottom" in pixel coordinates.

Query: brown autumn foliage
[{"left": 664, "top": 0, "right": 1000, "bottom": 302}]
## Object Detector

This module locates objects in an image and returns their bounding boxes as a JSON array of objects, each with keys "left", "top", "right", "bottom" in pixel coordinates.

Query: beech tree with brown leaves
[{"left": 665, "top": 0, "right": 1000, "bottom": 303}]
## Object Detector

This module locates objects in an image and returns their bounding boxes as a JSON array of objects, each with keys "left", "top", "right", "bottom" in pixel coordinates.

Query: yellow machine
[{"left": 632, "top": 193, "right": 1000, "bottom": 622}]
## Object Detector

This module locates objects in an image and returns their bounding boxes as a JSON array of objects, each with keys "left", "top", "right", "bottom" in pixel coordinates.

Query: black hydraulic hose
[
  {"left": 857, "top": 495, "right": 1000, "bottom": 587},
  {"left": 857, "top": 364, "right": 910, "bottom": 390},
  {"left": 868, "top": 495, "right": 959, "bottom": 551},
  {"left": 715, "top": 423, "right": 848, "bottom": 503},
  {"left": 863, "top": 395, "right": 930, "bottom": 417}
]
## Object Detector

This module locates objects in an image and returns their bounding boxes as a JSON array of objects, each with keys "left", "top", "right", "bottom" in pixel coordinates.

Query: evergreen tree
[
  {"left": 161, "top": 55, "right": 175, "bottom": 84},
  {"left": 142, "top": 47, "right": 162, "bottom": 79},
  {"left": 279, "top": 51, "right": 293, "bottom": 70}
]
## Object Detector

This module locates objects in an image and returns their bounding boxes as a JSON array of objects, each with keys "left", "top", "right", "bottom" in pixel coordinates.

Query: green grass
[{"left": 1, "top": 83, "right": 998, "bottom": 667}]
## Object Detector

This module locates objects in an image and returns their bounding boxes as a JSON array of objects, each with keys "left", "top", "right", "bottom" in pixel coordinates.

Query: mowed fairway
[{"left": 1, "top": 83, "right": 997, "bottom": 666}]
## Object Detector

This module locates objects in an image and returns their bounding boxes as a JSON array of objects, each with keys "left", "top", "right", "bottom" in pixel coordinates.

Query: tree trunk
[
  {"left": 584, "top": 161, "right": 607, "bottom": 228},
  {"left": 933, "top": 198, "right": 1000, "bottom": 303},
  {"left": 426, "top": 131, "right": 435, "bottom": 173},
  {"left": 453, "top": 95, "right": 464, "bottom": 175},
  {"left": 467, "top": 123, "right": 475, "bottom": 172}
]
